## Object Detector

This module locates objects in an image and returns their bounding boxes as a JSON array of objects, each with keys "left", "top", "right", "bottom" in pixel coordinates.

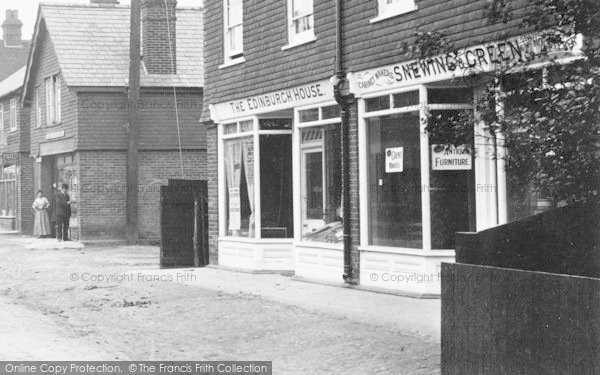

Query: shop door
[
  {"left": 54, "top": 155, "right": 78, "bottom": 237},
  {"left": 301, "top": 145, "right": 326, "bottom": 234}
]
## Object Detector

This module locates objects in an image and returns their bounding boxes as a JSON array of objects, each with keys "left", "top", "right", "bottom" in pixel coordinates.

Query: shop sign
[
  {"left": 228, "top": 187, "right": 241, "bottom": 231},
  {"left": 431, "top": 145, "right": 472, "bottom": 171},
  {"left": 210, "top": 79, "right": 334, "bottom": 122},
  {"left": 1, "top": 152, "right": 19, "bottom": 165},
  {"left": 348, "top": 33, "right": 582, "bottom": 96},
  {"left": 385, "top": 147, "right": 404, "bottom": 173}
]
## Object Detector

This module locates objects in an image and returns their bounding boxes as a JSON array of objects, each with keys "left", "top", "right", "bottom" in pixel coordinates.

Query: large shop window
[
  {"left": 367, "top": 112, "right": 422, "bottom": 248},
  {"left": 362, "top": 87, "right": 477, "bottom": 250},
  {"left": 222, "top": 118, "right": 293, "bottom": 239},
  {"left": 224, "top": 0, "right": 244, "bottom": 62},
  {"left": 0, "top": 165, "right": 16, "bottom": 217},
  {"left": 300, "top": 124, "right": 342, "bottom": 243}
]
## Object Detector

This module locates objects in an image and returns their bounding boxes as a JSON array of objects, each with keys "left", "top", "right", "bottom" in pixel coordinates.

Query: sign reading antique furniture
[
  {"left": 385, "top": 147, "right": 404, "bottom": 173},
  {"left": 431, "top": 144, "right": 472, "bottom": 170}
]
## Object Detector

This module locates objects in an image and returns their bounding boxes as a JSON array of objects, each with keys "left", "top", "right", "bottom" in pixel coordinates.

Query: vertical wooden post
[
  {"left": 193, "top": 198, "right": 200, "bottom": 267},
  {"left": 126, "top": 0, "right": 141, "bottom": 244}
]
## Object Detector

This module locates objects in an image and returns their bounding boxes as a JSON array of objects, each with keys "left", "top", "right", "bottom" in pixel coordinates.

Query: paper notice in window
[
  {"left": 385, "top": 147, "right": 404, "bottom": 173},
  {"left": 228, "top": 187, "right": 241, "bottom": 231},
  {"left": 431, "top": 144, "right": 472, "bottom": 170}
]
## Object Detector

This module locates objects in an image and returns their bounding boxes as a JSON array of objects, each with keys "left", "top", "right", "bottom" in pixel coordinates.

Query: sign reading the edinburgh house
[
  {"left": 349, "top": 33, "right": 582, "bottom": 96},
  {"left": 210, "top": 80, "right": 334, "bottom": 122}
]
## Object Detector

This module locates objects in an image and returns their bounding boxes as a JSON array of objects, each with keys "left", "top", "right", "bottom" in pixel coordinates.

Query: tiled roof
[
  {"left": 40, "top": 3, "right": 203, "bottom": 88},
  {"left": 0, "top": 66, "right": 25, "bottom": 98},
  {"left": 0, "top": 41, "right": 30, "bottom": 82}
]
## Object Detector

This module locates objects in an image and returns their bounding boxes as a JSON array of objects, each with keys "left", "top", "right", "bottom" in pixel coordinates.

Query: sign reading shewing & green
[{"left": 348, "top": 33, "right": 582, "bottom": 96}]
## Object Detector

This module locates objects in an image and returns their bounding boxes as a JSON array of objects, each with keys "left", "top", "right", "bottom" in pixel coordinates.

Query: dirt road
[{"left": 0, "top": 236, "right": 440, "bottom": 374}]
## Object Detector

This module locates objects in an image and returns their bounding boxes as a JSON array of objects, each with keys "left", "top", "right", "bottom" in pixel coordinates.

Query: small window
[
  {"left": 239, "top": 120, "right": 253, "bottom": 132},
  {"left": 35, "top": 86, "right": 42, "bottom": 128},
  {"left": 224, "top": 0, "right": 243, "bottom": 63},
  {"left": 428, "top": 88, "right": 473, "bottom": 104},
  {"left": 9, "top": 99, "right": 17, "bottom": 132},
  {"left": 287, "top": 0, "right": 314, "bottom": 45},
  {"left": 259, "top": 118, "right": 292, "bottom": 130},
  {"left": 299, "top": 108, "right": 319, "bottom": 123},
  {"left": 223, "top": 123, "right": 238, "bottom": 135},
  {"left": 393, "top": 91, "right": 419, "bottom": 108},
  {"left": 45, "top": 75, "right": 61, "bottom": 125},
  {"left": 321, "top": 105, "right": 340, "bottom": 120},
  {"left": 376, "top": 0, "right": 416, "bottom": 19}
]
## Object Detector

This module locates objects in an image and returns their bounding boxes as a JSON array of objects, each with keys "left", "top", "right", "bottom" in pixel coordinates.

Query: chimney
[
  {"left": 2, "top": 10, "right": 22, "bottom": 47},
  {"left": 142, "top": 0, "right": 177, "bottom": 75},
  {"left": 90, "top": 0, "right": 120, "bottom": 4}
]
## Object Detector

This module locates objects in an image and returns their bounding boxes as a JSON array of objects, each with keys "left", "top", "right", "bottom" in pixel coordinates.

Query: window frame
[
  {"left": 370, "top": 0, "right": 418, "bottom": 24},
  {"left": 9, "top": 98, "right": 17, "bottom": 132},
  {"left": 218, "top": 116, "right": 294, "bottom": 240},
  {"left": 35, "top": 85, "right": 42, "bottom": 128},
  {"left": 222, "top": 0, "right": 244, "bottom": 65},
  {"left": 358, "top": 85, "right": 483, "bottom": 252},
  {"left": 284, "top": 0, "right": 315, "bottom": 49},
  {"left": 45, "top": 75, "right": 61, "bottom": 126}
]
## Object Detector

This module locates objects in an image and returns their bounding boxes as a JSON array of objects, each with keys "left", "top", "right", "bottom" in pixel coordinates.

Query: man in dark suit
[{"left": 54, "top": 183, "right": 71, "bottom": 241}]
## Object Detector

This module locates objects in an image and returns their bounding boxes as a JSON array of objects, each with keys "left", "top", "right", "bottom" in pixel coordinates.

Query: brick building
[
  {"left": 0, "top": 10, "right": 32, "bottom": 233},
  {"left": 20, "top": 0, "right": 205, "bottom": 243},
  {"left": 202, "top": 0, "right": 581, "bottom": 295}
]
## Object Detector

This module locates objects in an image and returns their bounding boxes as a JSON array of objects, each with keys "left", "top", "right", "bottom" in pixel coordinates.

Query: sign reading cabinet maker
[
  {"left": 348, "top": 33, "right": 583, "bottom": 96},
  {"left": 432, "top": 145, "right": 472, "bottom": 171},
  {"left": 210, "top": 80, "right": 334, "bottom": 122}
]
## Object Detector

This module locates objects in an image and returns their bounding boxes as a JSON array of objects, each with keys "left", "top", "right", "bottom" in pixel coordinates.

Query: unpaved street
[{"left": 0, "top": 235, "right": 440, "bottom": 374}]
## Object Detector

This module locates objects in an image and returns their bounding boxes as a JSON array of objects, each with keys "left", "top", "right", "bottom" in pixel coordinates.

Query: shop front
[
  {"left": 0, "top": 159, "right": 17, "bottom": 230},
  {"left": 210, "top": 80, "right": 343, "bottom": 278}
]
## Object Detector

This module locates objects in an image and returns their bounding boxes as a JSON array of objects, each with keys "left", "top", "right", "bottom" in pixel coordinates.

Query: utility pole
[{"left": 126, "top": 0, "right": 141, "bottom": 244}]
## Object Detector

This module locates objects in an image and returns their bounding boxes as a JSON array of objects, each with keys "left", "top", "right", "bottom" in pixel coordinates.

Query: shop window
[
  {"left": 259, "top": 118, "right": 292, "bottom": 130},
  {"left": 45, "top": 75, "right": 61, "bottom": 125},
  {"left": 392, "top": 91, "right": 419, "bottom": 108},
  {"left": 287, "top": 0, "right": 314, "bottom": 46},
  {"left": 375, "top": 0, "right": 417, "bottom": 20},
  {"left": 365, "top": 95, "right": 390, "bottom": 112},
  {"left": 367, "top": 112, "right": 422, "bottom": 248},
  {"left": 240, "top": 119, "right": 254, "bottom": 132},
  {"left": 224, "top": 136, "right": 254, "bottom": 237},
  {"left": 300, "top": 124, "right": 342, "bottom": 243},
  {"left": 0, "top": 165, "right": 16, "bottom": 217},
  {"left": 9, "top": 99, "right": 17, "bottom": 132},
  {"left": 299, "top": 108, "right": 319, "bottom": 123},
  {"left": 260, "top": 134, "right": 294, "bottom": 238},
  {"left": 427, "top": 88, "right": 473, "bottom": 104},
  {"left": 223, "top": 123, "right": 238, "bottom": 135},
  {"left": 321, "top": 105, "right": 340, "bottom": 120},
  {"left": 224, "top": 0, "right": 244, "bottom": 63},
  {"left": 428, "top": 110, "right": 476, "bottom": 249}
]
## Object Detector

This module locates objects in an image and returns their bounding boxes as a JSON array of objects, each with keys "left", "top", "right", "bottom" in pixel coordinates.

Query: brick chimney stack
[
  {"left": 142, "top": 0, "right": 177, "bottom": 75},
  {"left": 2, "top": 10, "right": 22, "bottom": 47}
]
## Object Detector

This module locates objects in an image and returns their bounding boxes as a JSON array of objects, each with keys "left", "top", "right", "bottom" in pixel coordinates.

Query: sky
[{"left": 0, "top": 0, "right": 202, "bottom": 42}]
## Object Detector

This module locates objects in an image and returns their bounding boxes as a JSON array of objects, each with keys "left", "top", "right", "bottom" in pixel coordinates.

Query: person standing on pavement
[
  {"left": 32, "top": 190, "right": 51, "bottom": 238},
  {"left": 53, "top": 183, "right": 71, "bottom": 241}
]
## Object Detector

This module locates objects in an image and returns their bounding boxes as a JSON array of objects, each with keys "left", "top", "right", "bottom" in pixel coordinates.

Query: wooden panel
[{"left": 442, "top": 263, "right": 600, "bottom": 375}]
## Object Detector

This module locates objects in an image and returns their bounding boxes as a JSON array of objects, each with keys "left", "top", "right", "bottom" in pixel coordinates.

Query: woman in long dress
[{"left": 32, "top": 190, "right": 51, "bottom": 237}]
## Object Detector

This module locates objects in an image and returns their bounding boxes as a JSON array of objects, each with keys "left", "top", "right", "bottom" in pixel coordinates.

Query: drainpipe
[{"left": 332, "top": 0, "right": 355, "bottom": 283}]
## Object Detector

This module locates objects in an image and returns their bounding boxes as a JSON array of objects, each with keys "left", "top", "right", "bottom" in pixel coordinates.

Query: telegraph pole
[{"left": 126, "top": 0, "right": 141, "bottom": 244}]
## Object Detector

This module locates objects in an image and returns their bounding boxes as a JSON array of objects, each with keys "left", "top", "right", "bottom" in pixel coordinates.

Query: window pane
[
  {"left": 300, "top": 125, "right": 342, "bottom": 243},
  {"left": 239, "top": 120, "right": 253, "bottom": 132},
  {"left": 223, "top": 123, "right": 237, "bottom": 135},
  {"left": 427, "top": 88, "right": 473, "bottom": 104},
  {"left": 367, "top": 112, "right": 422, "bottom": 248},
  {"left": 429, "top": 110, "right": 476, "bottom": 249},
  {"left": 321, "top": 105, "right": 339, "bottom": 120},
  {"left": 292, "top": 0, "right": 312, "bottom": 17},
  {"left": 224, "top": 137, "right": 254, "bottom": 237},
  {"left": 299, "top": 108, "right": 319, "bottom": 123},
  {"left": 259, "top": 118, "right": 292, "bottom": 130},
  {"left": 365, "top": 95, "right": 390, "bottom": 112},
  {"left": 294, "top": 14, "right": 313, "bottom": 34},
  {"left": 392, "top": 91, "right": 419, "bottom": 108},
  {"left": 260, "top": 134, "right": 293, "bottom": 238}
]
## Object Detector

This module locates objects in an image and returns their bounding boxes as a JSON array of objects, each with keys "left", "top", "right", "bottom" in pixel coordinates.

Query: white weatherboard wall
[{"left": 218, "top": 238, "right": 294, "bottom": 271}]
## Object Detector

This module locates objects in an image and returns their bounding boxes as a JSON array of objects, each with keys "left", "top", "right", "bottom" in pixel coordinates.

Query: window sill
[
  {"left": 218, "top": 57, "right": 246, "bottom": 69},
  {"left": 281, "top": 36, "right": 316, "bottom": 51},
  {"left": 358, "top": 245, "right": 455, "bottom": 257},
  {"left": 369, "top": 6, "right": 418, "bottom": 24},
  {"left": 8, "top": 129, "right": 17, "bottom": 133}
]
